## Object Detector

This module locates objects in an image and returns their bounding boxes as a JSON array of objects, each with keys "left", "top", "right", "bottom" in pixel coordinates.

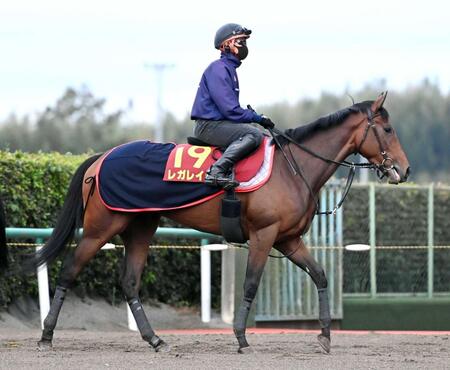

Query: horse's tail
[
  {"left": 0, "top": 198, "right": 8, "bottom": 269},
  {"left": 33, "top": 153, "right": 103, "bottom": 268}
]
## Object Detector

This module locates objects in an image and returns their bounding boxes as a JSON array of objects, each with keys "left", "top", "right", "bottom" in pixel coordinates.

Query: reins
[
  {"left": 266, "top": 110, "right": 385, "bottom": 215},
  {"left": 237, "top": 107, "right": 392, "bottom": 259},
  {"left": 234, "top": 112, "right": 381, "bottom": 260},
  {"left": 267, "top": 127, "right": 358, "bottom": 216}
]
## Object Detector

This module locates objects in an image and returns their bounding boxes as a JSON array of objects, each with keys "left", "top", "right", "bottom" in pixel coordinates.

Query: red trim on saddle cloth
[
  {"left": 95, "top": 138, "right": 275, "bottom": 212},
  {"left": 163, "top": 138, "right": 268, "bottom": 183}
]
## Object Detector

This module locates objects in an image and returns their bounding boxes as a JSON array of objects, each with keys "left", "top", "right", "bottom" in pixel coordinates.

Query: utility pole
[{"left": 144, "top": 63, "right": 174, "bottom": 142}]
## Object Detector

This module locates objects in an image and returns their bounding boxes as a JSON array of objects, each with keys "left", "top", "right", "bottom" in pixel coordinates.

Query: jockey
[{"left": 191, "top": 23, "right": 275, "bottom": 189}]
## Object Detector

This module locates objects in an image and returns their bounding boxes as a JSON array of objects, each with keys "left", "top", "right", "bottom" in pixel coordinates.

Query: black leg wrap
[
  {"left": 128, "top": 298, "right": 158, "bottom": 345},
  {"left": 40, "top": 286, "right": 67, "bottom": 342},
  {"left": 234, "top": 299, "right": 251, "bottom": 348},
  {"left": 318, "top": 288, "right": 331, "bottom": 335},
  {"left": 149, "top": 335, "right": 163, "bottom": 348}
]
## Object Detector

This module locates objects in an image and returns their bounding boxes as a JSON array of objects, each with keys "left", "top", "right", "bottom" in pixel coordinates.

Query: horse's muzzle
[
  {"left": 401, "top": 166, "right": 411, "bottom": 182},
  {"left": 389, "top": 165, "right": 410, "bottom": 184},
  {"left": 387, "top": 168, "right": 401, "bottom": 184}
]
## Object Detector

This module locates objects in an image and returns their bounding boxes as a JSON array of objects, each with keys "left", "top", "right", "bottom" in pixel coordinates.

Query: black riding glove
[
  {"left": 246, "top": 105, "right": 275, "bottom": 129},
  {"left": 259, "top": 115, "right": 275, "bottom": 129}
]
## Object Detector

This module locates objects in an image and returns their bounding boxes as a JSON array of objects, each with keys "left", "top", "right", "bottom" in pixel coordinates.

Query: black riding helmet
[{"left": 214, "top": 23, "right": 252, "bottom": 49}]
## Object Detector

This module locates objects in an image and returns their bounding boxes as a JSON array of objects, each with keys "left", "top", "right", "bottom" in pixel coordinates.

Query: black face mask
[{"left": 236, "top": 44, "right": 248, "bottom": 60}]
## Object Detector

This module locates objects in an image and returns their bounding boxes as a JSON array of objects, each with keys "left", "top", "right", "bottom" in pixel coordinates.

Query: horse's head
[{"left": 355, "top": 92, "right": 410, "bottom": 184}]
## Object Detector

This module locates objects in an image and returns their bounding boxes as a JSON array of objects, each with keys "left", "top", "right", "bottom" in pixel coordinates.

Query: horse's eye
[{"left": 384, "top": 127, "right": 393, "bottom": 133}]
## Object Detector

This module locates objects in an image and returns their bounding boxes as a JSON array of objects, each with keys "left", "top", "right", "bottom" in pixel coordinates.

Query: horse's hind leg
[
  {"left": 38, "top": 212, "right": 132, "bottom": 349},
  {"left": 276, "top": 238, "right": 331, "bottom": 354},
  {"left": 120, "top": 213, "right": 168, "bottom": 352}
]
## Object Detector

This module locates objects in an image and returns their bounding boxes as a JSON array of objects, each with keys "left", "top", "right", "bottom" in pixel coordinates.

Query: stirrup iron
[{"left": 204, "top": 170, "right": 239, "bottom": 190}]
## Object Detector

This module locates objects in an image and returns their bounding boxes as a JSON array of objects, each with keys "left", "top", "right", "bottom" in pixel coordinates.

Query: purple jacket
[{"left": 191, "top": 53, "right": 262, "bottom": 123}]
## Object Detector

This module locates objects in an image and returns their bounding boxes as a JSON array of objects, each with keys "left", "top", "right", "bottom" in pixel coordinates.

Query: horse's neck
[{"left": 290, "top": 117, "right": 357, "bottom": 192}]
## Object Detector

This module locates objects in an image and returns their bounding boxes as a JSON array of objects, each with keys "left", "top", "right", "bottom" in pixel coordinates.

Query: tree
[{"left": 0, "top": 82, "right": 449, "bottom": 181}]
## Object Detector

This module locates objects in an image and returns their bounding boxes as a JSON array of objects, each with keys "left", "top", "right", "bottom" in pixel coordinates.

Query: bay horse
[
  {"left": 0, "top": 196, "right": 7, "bottom": 269},
  {"left": 34, "top": 92, "right": 409, "bottom": 353}
]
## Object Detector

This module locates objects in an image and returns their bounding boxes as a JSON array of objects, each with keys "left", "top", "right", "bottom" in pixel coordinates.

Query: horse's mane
[{"left": 280, "top": 101, "right": 389, "bottom": 143}]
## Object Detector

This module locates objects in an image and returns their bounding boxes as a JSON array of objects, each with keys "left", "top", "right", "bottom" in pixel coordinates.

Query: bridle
[
  {"left": 237, "top": 108, "right": 394, "bottom": 259},
  {"left": 357, "top": 108, "right": 395, "bottom": 177},
  {"left": 268, "top": 108, "right": 394, "bottom": 216},
  {"left": 237, "top": 108, "right": 395, "bottom": 259}
]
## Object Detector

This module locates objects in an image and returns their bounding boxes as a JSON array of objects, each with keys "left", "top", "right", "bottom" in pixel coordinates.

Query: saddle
[
  {"left": 97, "top": 138, "right": 274, "bottom": 242},
  {"left": 185, "top": 137, "right": 243, "bottom": 242},
  {"left": 168, "top": 137, "right": 273, "bottom": 243},
  {"left": 163, "top": 137, "right": 267, "bottom": 185}
]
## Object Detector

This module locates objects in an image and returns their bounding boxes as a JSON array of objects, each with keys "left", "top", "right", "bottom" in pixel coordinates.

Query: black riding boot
[{"left": 204, "top": 135, "right": 260, "bottom": 190}]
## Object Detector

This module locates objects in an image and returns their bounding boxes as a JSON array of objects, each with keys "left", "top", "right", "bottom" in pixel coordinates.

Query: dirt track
[{"left": 1, "top": 329, "right": 449, "bottom": 369}]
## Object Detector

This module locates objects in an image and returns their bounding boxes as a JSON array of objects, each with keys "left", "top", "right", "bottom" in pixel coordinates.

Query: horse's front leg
[
  {"left": 276, "top": 238, "right": 331, "bottom": 353},
  {"left": 234, "top": 224, "right": 278, "bottom": 353}
]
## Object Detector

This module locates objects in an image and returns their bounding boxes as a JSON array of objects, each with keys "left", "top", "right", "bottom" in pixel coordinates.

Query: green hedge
[
  {"left": 0, "top": 151, "right": 221, "bottom": 309},
  {"left": 0, "top": 151, "right": 86, "bottom": 228}
]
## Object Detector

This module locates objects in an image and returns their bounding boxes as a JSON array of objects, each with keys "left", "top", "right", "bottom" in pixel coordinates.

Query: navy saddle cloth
[{"left": 97, "top": 140, "right": 221, "bottom": 211}]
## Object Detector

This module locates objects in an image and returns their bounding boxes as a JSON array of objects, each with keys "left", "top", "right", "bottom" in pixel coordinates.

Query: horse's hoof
[
  {"left": 154, "top": 340, "right": 170, "bottom": 353},
  {"left": 238, "top": 345, "right": 256, "bottom": 354},
  {"left": 317, "top": 334, "right": 331, "bottom": 354},
  {"left": 37, "top": 340, "right": 53, "bottom": 351}
]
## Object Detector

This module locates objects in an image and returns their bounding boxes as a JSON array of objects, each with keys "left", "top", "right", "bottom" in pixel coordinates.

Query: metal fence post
[
  {"left": 320, "top": 190, "right": 327, "bottom": 270},
  {"left": 221, "top": 244, "right": 235, "bottom": 324},
  {"left": 369, "top": 183, "right": 377, "bottom": 298},
  {"left": 36, "top": 238, "right": 50, "bottom": 329},
  {"left": 336, "top": 186, "right": 344, "bottom": 317},
  {"left": 328, "top": 187, "right": 335, "bottom": 314},
  {"left": 127, "top": 303, "right": 138, "bottom": 331},
  {"left": 125, "top": 236, "right": 138, "bottom": 331},
  {"left": 428, "top": 183, "right": 434, "bottom": 298},
  {"left": 200, "top": 238, "right": 211, "bottom": 322}
]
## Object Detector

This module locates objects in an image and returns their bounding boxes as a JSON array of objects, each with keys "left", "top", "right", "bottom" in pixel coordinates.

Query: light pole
[{"left": 144, "top": 63, "right": 174, "bottom": 142}]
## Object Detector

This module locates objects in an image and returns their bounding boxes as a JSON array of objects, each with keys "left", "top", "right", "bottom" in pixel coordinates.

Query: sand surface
[{"left": 1, "top": 294, "right": 449, "bottom": 369}]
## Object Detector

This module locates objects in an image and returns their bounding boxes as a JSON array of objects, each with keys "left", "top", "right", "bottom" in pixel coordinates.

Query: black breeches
[{"left": 194, "top": 120, "right": 264, "bottom": 149}]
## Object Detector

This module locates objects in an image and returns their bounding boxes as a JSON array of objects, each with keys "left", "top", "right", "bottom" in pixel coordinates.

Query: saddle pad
[
  {"left": 163, "top": 138, "right": 267, "bottom": 183},
  {"left": 96, "top": 139, "right": 275, "bottom": 212}
]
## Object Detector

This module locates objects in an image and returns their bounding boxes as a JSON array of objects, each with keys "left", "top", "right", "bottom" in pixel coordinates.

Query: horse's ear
[
  {"left": 380, "top": 91, "right": 388, "bottom": 108},
  {"left": 371, "top": 91, "right": 388, "bottom": 112}
]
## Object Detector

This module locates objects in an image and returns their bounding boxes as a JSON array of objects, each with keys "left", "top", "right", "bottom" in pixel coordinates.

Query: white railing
[{"left": 6, "top": 227, "right": 224, "bottom": 330}]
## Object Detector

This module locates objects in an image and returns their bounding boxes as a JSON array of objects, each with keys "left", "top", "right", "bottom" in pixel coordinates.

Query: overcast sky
[{"left": 1, "top": 0, "right": 449, "bottom": 123}]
